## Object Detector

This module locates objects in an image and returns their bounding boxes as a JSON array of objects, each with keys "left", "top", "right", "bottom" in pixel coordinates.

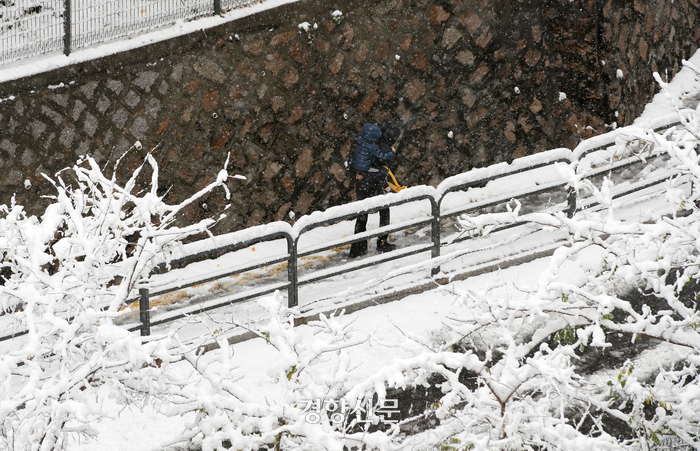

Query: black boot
[
  {"left": 376, "top": 237, "right": 396, "bottom": 253},
  {"left": 349, "top": 240, "right": 368, "bottom": 258}
]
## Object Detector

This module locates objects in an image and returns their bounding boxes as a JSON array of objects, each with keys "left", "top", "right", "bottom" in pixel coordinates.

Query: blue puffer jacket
[{"left": 350, "top": 123, "right": 395, "bottom": 171}]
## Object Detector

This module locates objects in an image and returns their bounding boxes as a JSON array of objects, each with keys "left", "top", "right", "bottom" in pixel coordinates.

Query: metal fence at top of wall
[{"left": 1, "top": 0, "right": 257, "bottom": 65}]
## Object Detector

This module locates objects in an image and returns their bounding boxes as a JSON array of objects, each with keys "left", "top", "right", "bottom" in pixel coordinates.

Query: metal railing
[
  {"left": 1, "top": 0, "right": 258, "bottom": 65},
  {"left": 126, "top": 114, "right": 684, "bottom": 337},
  {"left": 0, "top": 113, "right": 685, "bottom": 342}
]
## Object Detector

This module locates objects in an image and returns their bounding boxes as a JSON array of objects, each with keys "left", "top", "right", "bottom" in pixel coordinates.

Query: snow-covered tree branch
[{"left": 0, "top": 149, "right": 239, "bottom": 451}]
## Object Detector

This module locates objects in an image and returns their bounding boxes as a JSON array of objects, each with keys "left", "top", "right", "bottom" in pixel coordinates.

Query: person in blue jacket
[{"left": 348, "top": 122, "right": 399, "bottom": 258}]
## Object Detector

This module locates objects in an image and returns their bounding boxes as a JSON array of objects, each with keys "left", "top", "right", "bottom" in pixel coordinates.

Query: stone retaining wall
[{"left": 0, "top": 0, "right": 698, "bottom": 233}]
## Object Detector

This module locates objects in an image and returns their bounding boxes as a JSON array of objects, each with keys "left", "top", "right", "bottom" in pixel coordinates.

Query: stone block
[
  {"left": 152, "top": 117, "right": 169, "bottom": 136},
  {"left": 134, "top": 71, "right": 158, "bottom": 92},
  {"left": 312, "top": 37, "right": 331, "bottom": 54},
  {"left": 124, "top": 90, "right": 141, "bottom": 109},
  {"left": 524, "top": 48, "right": 542, "bottom": 67},
  {"left": 203, "top": 89, "right": 219, "bottom": 112},
  {"left": 281, "top": 172, "right": 295, "bottom": 193},
  {"left": 20, "top": 147, "right": 34, "bottom": 166},
  {"left": 48, "top": 92, "right": 68, "bottom": 108},
  {"left": 154, "top": 80, "right": 168, "bottom": 97},
  {"left": 290, "top": 42, "right": 309, "bottom": 65},
  {"left": 270, "top": 31, "right": 296, "bottom": 46},
  {"left": 130, "top": 116, "right": 149, "bottom": 139},
  {"left": 194, "top": 58, "right": 227, "bottom": 84},
  {"left": 458, "top": 11, "right": 482, "bottom": 36},
  {"left": 475, "top": 27, "right": 493, "bottom": 48},
  {"left": 494, "top": 47, "right": 506, "bottom": 61},
  {"left": 107, "top": 79, "right": 124, "bottom": 95},
  {"left": 442, "top": 27, "right": 463, "bottom": 51},
  {"left": 41, "top": 105, "right": 63, "bottom": 125},
  {"left": 409, "top": 50, "right": 431, "bottom": 73},
  {"left": 2, "top": 169, "right": 23, "bottom": 187},
  {"left": 457, "top": 49, "right": 476, "bottom": 66},
  {"left": 639, "top": 37, "right": 649, "bottom": 61},
  {"left": 170, "top": 63, "right": 185, "bottom": 81},
  {"left": 258, "top": 125, "right": 274, "bottom": 143},
  {"left": 263, "top": 161, "right": 283, "bottom": 180},
  {"left": 377, "top": 41, "right": 391, "bottom": 60},
  {"left": 430, "top": 5, "right": 450, "bottom": 24},
  {"left": 83, "top": 112, "right": 98, "bottom": 138},
  {"left": 243, "top": 38, "right": 265, "bottom": 55},
  {"left": 264, "top": 53, "right": 285, "bottom": 76},
  {"left": 0, "top": 139, "right": 17, "bottom": 156},
  {"left": 469, "top": 64, "right": 490, "bottom": 84},
  {"left": 295, "top": 148, "right": 314, "bottom": 178},
  {"left": 337, "top": 22, "right": 355, "bottom": 49},
  {"left": 354, "top": 42, "right": 369, "bottom": 62},
  {"left": 504, "top": 121, "right": 517, "bottom": 143},
  {"left": 79, "top": 81, "right": 98, "bottom": 99},
  {"left": 532, "top": 25, "right": 542, "bottom": 43},
  {"left": 59, "top": 127, "right": 75, "bottom": 149},
  {"left": 330, "top": 53, "right": 345, "bottom": 75},
  {"left": 184, "top": 80, "right": 199, "bottom": 96},
  {"left": 112, "top": 108, "right": 129, "bottom": 129},
  {"left": 146, "top": 98, "right": 162, "bottom": 118},
  {"left": 307, "top": 171, "right": 325, "bottom": 191},
  {"left": 617, "top": 23, "right": 630, "bottom": 51},
  {"left": 294, "top": 191, "right": 315, "bottom": 215},
  {"left": 404, "top": 79, "right": 427, "bottom": 103},
  {"left": 461, "top": 87, "right": 477, "bottom": 108},
  {"left": 96, "top": 95, "right": 112, "bottom": 115},
  {"left": 359, "top": 89, "right": 380, "bottom": 114},
  {"left": 75, "top": 141, "right": 90, "bottom": 157},
  {"left": 30, "top": 120, "right": 47, "bottom": 140},
  {"left": 284, "top": 69, "right": 300, "bottom": 88},
  {"left": 72, "top": 100, "right": 86, "bottom": 122}
]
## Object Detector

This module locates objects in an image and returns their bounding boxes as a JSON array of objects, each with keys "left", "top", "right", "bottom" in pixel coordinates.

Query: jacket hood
[
  {"left": 380, "top": 120, "right": 401, "bottom": 145},
  {"left": 360, "top": 123, "right": 382, "bottom": 141}
]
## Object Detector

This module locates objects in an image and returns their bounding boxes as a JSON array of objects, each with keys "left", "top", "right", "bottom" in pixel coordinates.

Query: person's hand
[{"left": 392, "top": 146, "right": 397, "bottom": 154}]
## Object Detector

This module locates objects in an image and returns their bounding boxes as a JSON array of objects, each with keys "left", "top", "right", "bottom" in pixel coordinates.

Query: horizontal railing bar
[
  {"left": 146, "top": 282, "right": 290, "bottom": 327},
  {"left": 582, "top": 151, "right": 669, "bottom": 180},
  {"left": 0, "top": 328, "right": 29, "bottom": 343},
  {"left": 446, "top": 220, "right": 535, "bottom": 247},
  {"left": 574, "top": 120, "right": 682, "bottom": 161},
  {"left": 441, "top": 179, "right": 571, "bottom": 219},
  {"left": 297, "top": 243, "right": 434, "bottom": 287},
  {"left": 296, "top": 217, "right": 434, "bottom": 258},
  {"left": 159, "top": 231, "right": 292, "bottom": 270},
  {"left": 439, "top": 158, "right": 573, "bottom": 201},
  {"left": 578, "top": 169, "right": 684, "bottom": 211},
  {"left": 146, "top": 255, "right": 291, "bottom": 298},
  {"left": 295, "top": 194, "right": 437, "bottom": 239}
]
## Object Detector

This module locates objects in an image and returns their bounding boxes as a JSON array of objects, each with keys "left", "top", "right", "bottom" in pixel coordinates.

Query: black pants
[{"left": 350, "top": 171, "right": 390, "bottom": 255}]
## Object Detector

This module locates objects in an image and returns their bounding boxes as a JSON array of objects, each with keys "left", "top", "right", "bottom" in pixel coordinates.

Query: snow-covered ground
[{"left": 58, "top": 50, "right": 700, "bottom": 451}]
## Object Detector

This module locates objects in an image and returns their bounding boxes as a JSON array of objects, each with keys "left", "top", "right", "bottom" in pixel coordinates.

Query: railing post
[
  {"left": 566, "top": 186, "right": 577, "bottom": 218},
  {"left": 214, "top": 0, "right": 221, "bottom": 15},
  {"left": 63, "top": 0, "right": 72, "bottom": 56},
  {"left": 287, "top": 236, "right": 298, "bottom": 308},
  {"left": 139, "top": 288, "right": 150, "bottom": 336},
  {"left": 431, "top": 200, "right": 441, "bottom": 276}
]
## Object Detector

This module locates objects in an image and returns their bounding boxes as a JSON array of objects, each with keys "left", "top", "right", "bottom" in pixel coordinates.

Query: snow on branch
[{"left": 0, "top": 151, "right": 240, "bottom": 451}]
